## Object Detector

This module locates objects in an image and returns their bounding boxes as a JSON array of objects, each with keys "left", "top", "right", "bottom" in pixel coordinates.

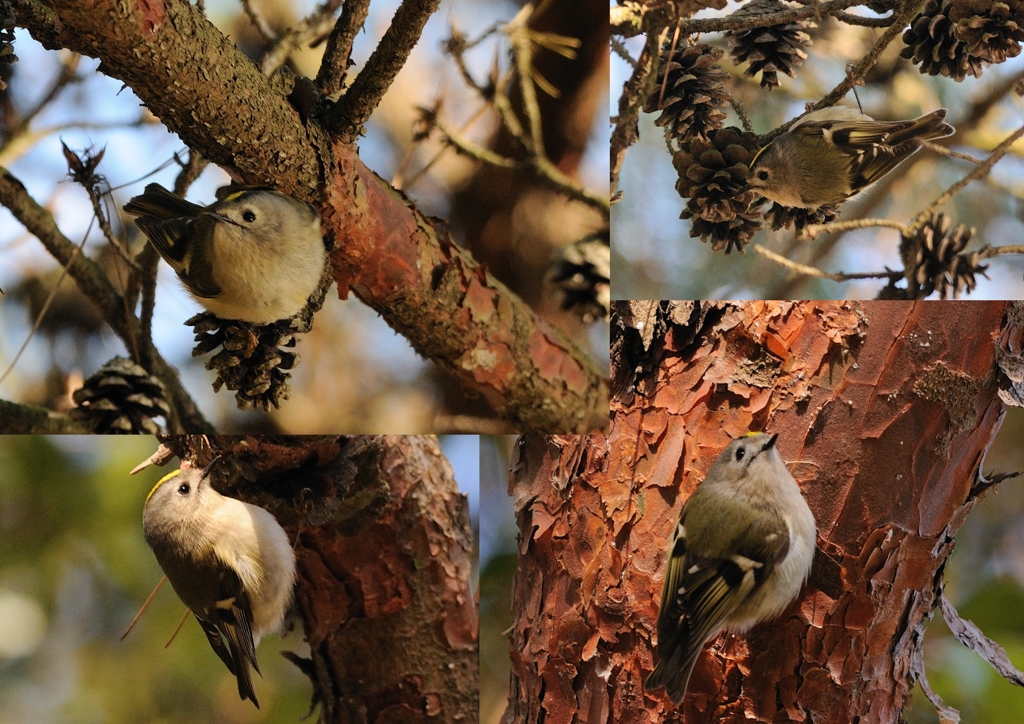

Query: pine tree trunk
[
  {"left": 504, "top": 301, "right": 1020, "bottom": 723},
  {"left": 163, "top": 435, "right": 478, "bottom": 723}
]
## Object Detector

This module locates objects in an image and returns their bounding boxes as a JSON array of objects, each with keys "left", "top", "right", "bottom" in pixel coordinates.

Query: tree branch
[
  {"left": 0, "top": 399, "right": 91, "bottom": 433},
  {"left": 327, "top": 0, "right": 440, "bottom": 141},
  {"left": 611, "top": 0, "right": 865, "bottom": 38},
  {"left": 12, "top": 0, "right": 608, "bottom": 432},
  {"left": 0, "top": 165, "right": 213, "bottom": 433},
  {"left": 314, "top": 0, "right": 370, "bottom": 98}
]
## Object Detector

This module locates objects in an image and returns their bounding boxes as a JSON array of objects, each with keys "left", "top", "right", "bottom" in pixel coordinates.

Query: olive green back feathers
[
  {"left": 748, "top": 108, "right": 954, "bottom": 208},
  {"left": 644, "top": 433, "right": 816, "bottom": 705}
]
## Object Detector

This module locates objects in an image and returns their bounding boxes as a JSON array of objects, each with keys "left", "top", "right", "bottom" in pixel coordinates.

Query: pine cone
[
  {"left": 725, "top": 0, "right": 813, "bottom": 90},
  {"left": 674, "top": 126, "right": 763, "bottom": 253},
  {"left": 901, "top": 0, "right": 989, "bottom": 80},
  {"left": 687, "top": 213, "right": 764, "bottom": 253},
  {"left": 548, "top": 229, "right": 610, "bottom": 322},
  {"left": 643, "top": 43, "right": 730, "bottom": 144},
  {"left": 674, "top": 126, "right": 760, "bottom": 221},
  {"left": 949, "top": 0, "right": 1024, "bottom": 64},
  {"left": 762, "top": 202, "right": 841, "bottom": 234},
  {"left": 190, "top": 313, "right": 301, "bottom": 411},
  {"left": 70, "top": 357, "right": 170, "bottom": 433},
  {"left": 900, "top": 213, "right": 991, "bottom": 298}
]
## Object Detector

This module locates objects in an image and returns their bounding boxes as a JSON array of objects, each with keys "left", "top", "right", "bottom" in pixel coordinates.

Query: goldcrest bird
[
  {"left": 747, "top": 107, "right": 954, "bottom": 209},
  {"left": 644, "top": 433, "right": 816, "bottom": 705},
  {"left": 124, "top": 183, "right": 326, "bottom": 324},
  {"left": 142, "top": 465, "right": 297, "bottom": 708}
]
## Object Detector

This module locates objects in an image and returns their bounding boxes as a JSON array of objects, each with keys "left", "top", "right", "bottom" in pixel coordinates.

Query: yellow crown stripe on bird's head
[
  {"left": 145, "top": 470, "right": 183, "bottom": 506},
  {"left": 219, "top": 190, "right": 250, "bottom": 203},
  {"left": 749, "top": 143, "right": 771, "bottom": 169}
]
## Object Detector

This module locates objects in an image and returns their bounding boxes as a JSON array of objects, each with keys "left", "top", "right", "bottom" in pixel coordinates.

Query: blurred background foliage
[
  {"left": 0, "top": 435, "right": 478, "bottom": 723},
  {"left": 480, "top": 409, "right": 1024, "bottom": 723},
  {"left": 0, "top": 0, "right": 608, "bottom": 432},
  {"left": 612, "top": 14, "right": 1024, "bottom": 300}
]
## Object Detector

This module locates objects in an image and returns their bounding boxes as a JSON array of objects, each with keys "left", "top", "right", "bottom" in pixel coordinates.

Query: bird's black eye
[
  {"left": 735, "top": 447, "right": 746, "bottom": 462},
  {"left": 177, "top": 483, "right": 190, "bottom": 495},
  {"left": 756, "top": 170, "right": 769, "bottom": 181},
  {"left": 242, "top": 210, "right": 256, "bottom": 223}
]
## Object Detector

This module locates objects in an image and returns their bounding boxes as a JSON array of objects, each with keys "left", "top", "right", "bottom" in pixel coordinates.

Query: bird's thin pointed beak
[
  {"left": 201, "top": 453, "right": 226, "bottom": 477},
  {"left": 203, "top": 211, "right": 241, "bottom": 226}
]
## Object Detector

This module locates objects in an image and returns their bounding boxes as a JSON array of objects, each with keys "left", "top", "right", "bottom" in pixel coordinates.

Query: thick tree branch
[{"left": 12, "top": 0, "right": 609, "bottom": 432}]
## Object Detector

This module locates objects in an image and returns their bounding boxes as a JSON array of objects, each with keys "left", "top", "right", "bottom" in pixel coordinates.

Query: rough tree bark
[
  {"left": 7, "top": 0, "right": 608, "bottom": 433},
  {"left": 504, "top": 301, "right": 1023, "bottom": 724},
  {"left": 440, "top": 0, "right": 609, "bottom": 422},
  {"left": 159, "top": 434, "right": 478, "bottom": 723}
]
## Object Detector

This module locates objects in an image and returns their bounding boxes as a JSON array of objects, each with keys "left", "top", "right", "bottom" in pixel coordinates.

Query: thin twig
[
  {"left": 656, "top": 22, "right": 682, "bottom": 117},
  {"left": 832, "top": 10, "right": 897, "bottom": 26},
  {"left": 610, "top": 36, "right": 637, "bottom": 68},
  {"left": 120, "top": 576, "right": 167, "bottom": 641},
  {"left": 798, "top": 217, "right": 906, "bottom": 240},
  {"left": 611, "top": 28, "right": 663, "bottom": 198},
  {"left": 507, "top": 4, "right": 546, "bottom": 158},
  {"left": 812, "top": 0, "right": 924, "bottom": 113},
  {"left": 240, "top": 0, "right": 276, "bottom": 44},
  {"left": 261, "top": 0, "right": 344, "bottom": 76},
  {"left": 313, "top": 0, "right": 370, "bottom": 97},
  {"left": 434, "top": 116, "right": 521, "bottom": 169},
  {"left": 396, "top": 103, "right": 489, "bottom": 191},
  {"left": 327, "top": 0, "right": 441, "bottom": 142},
  {"left": 164, "top": 607, "right": 191, "bottom": 648},
  {"left": 434, "top": 116, "right": 608, "bottom": 214},
  {"left": 909, "top": 122, "right": 1024, "bottom": 235},
  {"left": 730, "top": 97, "right": 753, "bottom": 134},
  {"left": 926, "top": 142, "right": 983, "bottom": 164},
  {"left": 611, "top": 0, "right": 867, "bottom": 38},
  {"left": 752, "top": 243, "right": 896, "bottom": 282}
]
